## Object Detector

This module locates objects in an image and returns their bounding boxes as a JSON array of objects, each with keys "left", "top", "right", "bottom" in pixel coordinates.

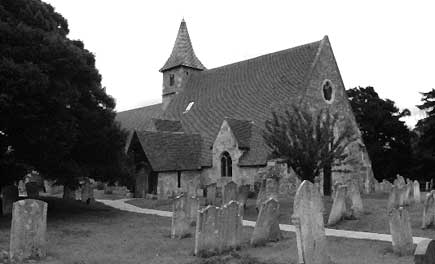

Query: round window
[{"left": 322, "top": 80, "right": 334, "bottom": 103}]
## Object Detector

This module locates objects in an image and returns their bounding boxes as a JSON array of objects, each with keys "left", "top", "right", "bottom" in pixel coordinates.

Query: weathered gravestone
[
  {"left": 25, "top": 182, "right": 40, "bottom": 198},
  {"left": 171, "top": 194, "right": 191, "bottom": 239},
  {"left": 206, "top": 183, "right": 217, "bottom": 205},
  {"left": 63, "top": 186, "right": 76, "bottom": 200},
  {"left": 374, "top": 181, "right": 381, "bottom": 193},
  {"left": 237, "top": 184, "right": 250, "bottom": 208},
  {"left": 387, "top": 185, "right": 400, "bottom": 212},
  {"left": 414, "top": 239, "right": 435, "bottom": 264},
  {"left": 292, "top": 180, "right": 330, "bottom": 264},
  {"left": 222, "top": 181, "right": 238, "bottom": 205},
  {"left": 218, "top": 201, "right": 243, "bottom": 252},
  {"left": 9, "top": 199, "right": 47, "bottom": 263},
  {"left": 404, "top": 182, "right": 412, "bottom": 205},
  {"left": 327, "top": 185, "right": 347, "bottom": 226},
  {"left": 256, "top": 178, "right": 279, "bottom": 211},
  {"left": 250, "top": 197, "right": 282, "bottom": 246},
  {"left": 398, "top": 186, "right": 406, "bottom": 207},
  {"left": 389, "top": 207, "right": 414, "bottom": 256},
  {"left": 81, "top": 181, "right": 94, "bottom": 204},
  {"left": 187, "top": 195, "right": 200, "bottom": 225},
  {"left": 414, "top": 180, "right": 421, "bottom": 203},
  {"left": 348, "top": 182, "right": 364, "bottom": 218},
  {"left": 195, "top": 205, "right": 220, "bottom": 256},
  {"left": 422, "top": 192, "right": 435, "bottom": 229},
  {"left": 384, "top": 180, "right": 393, "bottom": 193},
  {"left": 1, "top": 185, "right": 18, "bottom": 215}
]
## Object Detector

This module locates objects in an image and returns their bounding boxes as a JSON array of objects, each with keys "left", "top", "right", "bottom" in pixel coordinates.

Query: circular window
[{"left": 322, "top": 80, "right": 334, "bottom": 103}]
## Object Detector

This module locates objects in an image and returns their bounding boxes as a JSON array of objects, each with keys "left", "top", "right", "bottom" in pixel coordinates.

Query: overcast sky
[{"left": 44, "top": 0, "right": 434, "bottom": 127}]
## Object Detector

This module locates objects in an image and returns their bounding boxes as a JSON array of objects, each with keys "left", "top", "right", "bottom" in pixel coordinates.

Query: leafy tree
[
  {"left": 263, "top": 105, "right": 357, "bottom": 183},
  {"left": 346, "top": 86, "right": 412, "bottom": 181},
  {"left": 414, "top": 89, "right": 435, "bottom": 181},
  {"left": 0, "top": 0, "right": 131, "bottom": 190}
]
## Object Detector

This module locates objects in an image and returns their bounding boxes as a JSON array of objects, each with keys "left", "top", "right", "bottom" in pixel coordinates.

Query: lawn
[{"left": 0, "top": 196, "right": 418, "bottom": 264}]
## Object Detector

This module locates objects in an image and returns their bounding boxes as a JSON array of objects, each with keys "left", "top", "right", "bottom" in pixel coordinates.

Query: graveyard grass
[{"left": 0, "top": 195, "right": 421, "bottom": 264}]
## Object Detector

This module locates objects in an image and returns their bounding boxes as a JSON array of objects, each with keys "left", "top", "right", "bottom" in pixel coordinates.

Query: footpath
[{"left": 97, "top": 198, "right": 428, "bottom": 244}]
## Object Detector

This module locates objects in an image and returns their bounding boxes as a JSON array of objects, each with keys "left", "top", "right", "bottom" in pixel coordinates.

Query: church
[{"left": 116, "top": 19, "right": 375, "bottom": 199}]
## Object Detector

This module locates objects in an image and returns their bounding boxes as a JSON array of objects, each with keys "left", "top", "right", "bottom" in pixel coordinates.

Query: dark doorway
[
  {"left": 323, "top": 164, "right": 332, "bottom": 196},
  {"left": 148, "top": 172, "right": 158, "bottom": 195}
]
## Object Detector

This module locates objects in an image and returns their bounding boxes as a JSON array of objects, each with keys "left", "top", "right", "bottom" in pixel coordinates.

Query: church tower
[{"left": 160, "top": 19, "right": 206, "bottom": 110}]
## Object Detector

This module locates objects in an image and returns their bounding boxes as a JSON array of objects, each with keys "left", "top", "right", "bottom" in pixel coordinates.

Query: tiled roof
[
  {"left": 163, "top": 39, "right": 322, "bottom": 166},
  {"left": 160, "top": 19, "right": 206, "bottom": 72},
  {"left": 115, "top": 103, "right": 163, "bottom": 131},
  {"left": 152, "top": 118, "right": 183, "bottom": 132},
  {"left": 225, "top": 118, "right": 252, "bottom": 149},
  {"left": 132, "top": 131, "right": 202, "bottom": 172}
]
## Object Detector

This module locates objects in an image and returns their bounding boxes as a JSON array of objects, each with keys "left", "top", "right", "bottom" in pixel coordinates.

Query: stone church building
[{"left": 116, "top": 19, "right": 375, "bottom": 199}]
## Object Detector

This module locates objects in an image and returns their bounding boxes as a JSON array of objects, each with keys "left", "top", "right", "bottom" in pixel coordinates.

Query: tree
[
  {"left": 263, "top": 105, "right": 357, "bottom": 183},
  {"left": 0, "top": 0, "right": 131, "bottom": 190},
  {"left": 414, "top": 89, "right": 435, "bottom": 181},
  {"left": 346, "top": 86, "right": 413, "bottom": 181}
]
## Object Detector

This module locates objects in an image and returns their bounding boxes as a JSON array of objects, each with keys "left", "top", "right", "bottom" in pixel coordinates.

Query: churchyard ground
[{"left": 0, "top": 193, "right": 420, "bottom": 264}]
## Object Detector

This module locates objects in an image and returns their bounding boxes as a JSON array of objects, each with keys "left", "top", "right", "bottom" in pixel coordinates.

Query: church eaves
[{"left": 160, "top": 19, "right": 206, "bottom": 72}]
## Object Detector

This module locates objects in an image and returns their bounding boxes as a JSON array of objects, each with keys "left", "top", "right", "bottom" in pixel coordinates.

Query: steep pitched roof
[
  {"left": 225, "top": 118, "right": 252, "bottom": 149},
  {"left": 132, "top": 131, "right": 202, "bottom": 172},
  {"left": 160, "top": 19, "right": 206, "bottom": 72},
  {"left": 163, "top": 39, "right": 323, "bottom": 166},
  {"left": 152, "top": 118, "right": 183, "bottom": 132},
  {"left": 115, "top": 103, "right": 163, "bottom": 131}
]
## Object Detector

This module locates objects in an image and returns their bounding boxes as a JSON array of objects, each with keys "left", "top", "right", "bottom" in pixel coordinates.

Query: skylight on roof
[{"left": 183, "top": 102, "right": 194, "bottom": 113}]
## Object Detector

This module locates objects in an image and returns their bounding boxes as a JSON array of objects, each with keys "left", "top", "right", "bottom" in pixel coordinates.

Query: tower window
[
  {"left": 177, "top": 171, "right": 181, "bottom": 188},
  {"left": 322, "top": 80, "right": 334, "bottom": 103},
  {"left": 220, "top": 151, "right": 232, "bottom": 177},
  {"left": 169, "top": 74, "right": 175, "bottom": 86}
]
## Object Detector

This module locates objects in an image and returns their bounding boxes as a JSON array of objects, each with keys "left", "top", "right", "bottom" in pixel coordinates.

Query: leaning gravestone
[
  {"left": 9, "top": 199, "right": 47, "bottom": 263},
  {"left": 389, "top": 207, "right": 414, "bottom": 256},
  {"left": 348, "top": 181, "right": 364, "bottom": 218},
  {"left": 237, "top": 184, "right": 250, "bottom": 208},
  {"left": 206, "top": 183, "right": 217, "bottom": 205},
  {"left": 292, "top": 180, "right": 330, "bottom": 264},
  {"left": 250, "top": 197, "right": 282, "bottom": 246},
  {"left": 414, "top": 180, "right": 421, "bottom": 203},
  {"left": 422, "top": 192, "right": 435, "bottom": 228},
  {"left": 195, "top": 205, "right": 220, "bottom": 256},
  {"left": 25, "top": 182, "right": 39, "bottom": 198},
  {"left": 222, "top": 181, "right": 238, "bottom": 205},
  {"left": 414, "top": 239, "right": 435, "bottom": 264},
  {"left": 171, "top": 194, "right": 191, "bottom": 239},
  {"left": 1, "top": 185, "right": 18, "bottom": 215},
  {"left": 327, "top": 185, "right": 347, "bottom": 225}
]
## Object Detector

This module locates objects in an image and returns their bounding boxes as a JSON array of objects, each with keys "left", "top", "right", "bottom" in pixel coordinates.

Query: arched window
[
  {"left": 322, "top": 80, "right": 334, "bottom": 103},
  {"left": 221, "top": 152, "right": 232, "bottom": 177}
]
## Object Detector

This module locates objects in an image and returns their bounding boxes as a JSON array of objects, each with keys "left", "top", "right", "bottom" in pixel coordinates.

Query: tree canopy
[
  {"left": 263, "top": 105, "right": 357, "bottom": 183},
  {"left": 0, "top": 0, "right": 130, "bottom": 188},
  {"left": 346, "top": 86, "right": 413, "bottom": 181}
]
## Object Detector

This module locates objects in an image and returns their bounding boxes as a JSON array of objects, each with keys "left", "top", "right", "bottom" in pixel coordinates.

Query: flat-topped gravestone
[
  {"left": 389, "top": 207, "right": 414, "bottom": 256},
  {"left": 237, "top": 184, "right": 250, "bottom": 208},
  {"left": 195, "top": 205, "right": 219, "bottom": 256},
  {"left": 206, "top": 183, "right": 217, "bottom": 205},
  {"left": 222, "top": 181, "right": 238, "bottom": 205},
  {"left": 1, "top": 185, "right": 18, "bottom": 215},
  {"left": 292, "top": 180, "right": 330, "bottom": 264},
  {"left": 251, "top": 198, "right": 282, "bottom": 246},
  {"left": 348, "top": 181, "right": 363, "bottom": 218},
  {"left": 25, "top": 182, "right": 39, "bottom": 198},
  {"left": 414, "top": 180, "right": 421, "bottom": 203},
  {"left": 10, "top": 199, "right": 47, "bottom": 263},
  {"left": 171, "top": 194, "right": 191, "bottom": 239},
  {"left": 422, "top": 192, "right": 435, "bottom": 228},
  {"left": 414, "top": 239, "right": 435, "bottom": 264},
  {"left": 327, "top": 185, "right": 347, "bottom": 225}
]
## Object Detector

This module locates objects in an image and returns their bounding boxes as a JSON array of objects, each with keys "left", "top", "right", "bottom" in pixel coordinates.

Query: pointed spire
[{"left": 160, "top": 19, "right": 206, "bottom": 72}]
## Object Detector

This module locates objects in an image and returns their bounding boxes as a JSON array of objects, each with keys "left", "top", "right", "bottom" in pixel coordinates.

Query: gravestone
[
  {"left": 9, "top": 199, "right": 47, "bottom": 263},
  {"left": 186, "top": 195, "right": 200, "bottom": 225},
  {"left": 414, "top": 180, "right": 421, "bottom": 203},
  {"left": 63, "top": 186, "right": 76, "bottom": 200},
  {"left": 426, "top": 182, "right": 430, "bottom": 192},
  {"left": 206, "top": 183, "right": 217, "bottom": 205},
  {"left": 348, "top": 182, "right": 364, "bottom": 218},
  {"left": 374, "top": 181, "right": 381, "bottom": 193},
  {"left": 250, "top": 197, "right": 282, "bottom": 246},
  {"left": 387, "top": 185, "right": 400, "bottom": 212},
  {"left": 292, "top": 180, "right": 330, "bottom": 264},
  {"left": 25, "top": 182, "right": 39, "bottom": 198},
  {"left": 327, "top": 185, "right": 347, "bottom": 225},
  {"left": 1, "top": 185, "right": 18, "bottom": 215},
  {"left": 218, "top": 201, "right": 243, "bottom": 251},
  {"left": 389, "top": 207, "right": 414, "bottom": 256},
  {"left": 222, "top": 181, "right": 238, "bottom": 205},
  {"left": 237, "top": 184, "right": 250, "bottom": 208},
  {"left": 256, "top": 178, "right": 279, "bottom": 211},
  {"left": 398, "top": 186, "right": 406, "bottom": 207},
  {"left": 195, "top": 205, "right": 220, "bottom": 256},
  {"left": 422, "top": 192, "right": 435, "bottom": 228},
  {"left": 81, "top": 181, "right": 94, "bottom": 204},
  {"left": 404, "top": 182, "right": 412, "bottom": 205},
  {"left": 414, "top": 239, "right": 435, "bottom": 264},
  {"left": 384, "top": 180, "right": 393, "bottom": 193},
  {"left": 171, "top": 194, "right": 191, "bottom": 239}
]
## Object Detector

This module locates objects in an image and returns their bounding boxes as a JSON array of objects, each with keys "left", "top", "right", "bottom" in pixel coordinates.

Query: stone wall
[
  {"left": 157, "top": 170, "right": 201, "bottom": 199},
  {"left": 300, "top": 36, "right": 375, "bottom": 192},
  {"left": 162, "top": 66, "right": 199, "bottom": 110}
]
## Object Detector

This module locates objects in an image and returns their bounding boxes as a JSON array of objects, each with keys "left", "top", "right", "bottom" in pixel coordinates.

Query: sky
[{"left": 44, "top": 0, "right": 434, "bottom": 127}]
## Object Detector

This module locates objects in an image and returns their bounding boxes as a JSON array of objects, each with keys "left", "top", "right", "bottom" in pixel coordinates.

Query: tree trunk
[{"left": 63, "top": 186, "right": 76, "bottom": 200}]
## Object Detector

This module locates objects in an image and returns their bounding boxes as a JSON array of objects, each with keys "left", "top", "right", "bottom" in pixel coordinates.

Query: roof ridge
[
  {"left": 117, "top": 103, "right": 162, "bottom": 114},
  {"left": 136, "top": 130, "right": 201, "bottom": 136}
]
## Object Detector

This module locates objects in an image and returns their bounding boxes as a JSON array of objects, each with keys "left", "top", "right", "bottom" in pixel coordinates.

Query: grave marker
[
  {"left": 389, "top": 207, "right": 414, "bottom": 256},
  {"left": 414, "top": 180, "right": 421, "bottom": 203},
  {"left": 171, "top": 194, "right": 191, "bottom": 239},
  {"left": 422, "top": 192, "right": 435, "bottom": 229},
  {"left": 414, "top": 239, "right": 435, "bottom": 264},
  {"left": 251, "top": 197, "right": 282, "bottom": 246},
  {"left": 327, "top": 185, "right": 347, "bottom": 225},
  {"left": 206, "top": 183, "right": 217, "bottom": 205},
  {"left": 222, "top": 181, "right": 238, "bottom": 205}
]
